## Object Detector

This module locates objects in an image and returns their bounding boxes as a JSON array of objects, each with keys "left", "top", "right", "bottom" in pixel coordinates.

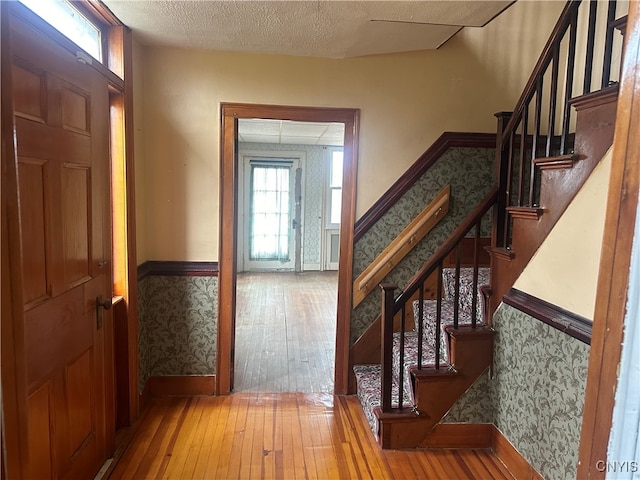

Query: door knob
[
  {"left": 96, "top": 296, "right": 112, "bottom": 310},
  {"left": 96, "top": 295, "right": 112, "bottom": 329}
]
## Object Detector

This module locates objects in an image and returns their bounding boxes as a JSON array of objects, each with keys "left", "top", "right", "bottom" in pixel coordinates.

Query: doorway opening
[
  {"left": 218, "top": 104, "right": 360, "bottom": 396},
  {"left": 234, "top": 120, "right": 345, "bottom": 393}
]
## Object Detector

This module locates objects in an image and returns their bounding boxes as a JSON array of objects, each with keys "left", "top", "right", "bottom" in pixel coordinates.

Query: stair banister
[
  {"left": 500, "top": 1, "right": 578, "bottom": 143},
  {"left": 379, "top": 187, "right": 498, "bottom": 413},
  {"left": 394, "top": 187, "right": 498, "bottom": 307}
]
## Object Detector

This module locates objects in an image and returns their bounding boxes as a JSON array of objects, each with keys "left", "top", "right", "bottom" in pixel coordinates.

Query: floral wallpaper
[
  {"left": 442, "top": 369, "right": 494, "bottom": 424},
  {"left": 490, "top": 302, "right": 589, "bottom": 480},
  {"left": 351, "top": 146, "right": 495, "bottom": 343},
  {"left": 137, "top": 275, "right": 218, "bottom": 392},
  {"left": 239, "top": 142, "right": 326, "bottom": 268}
]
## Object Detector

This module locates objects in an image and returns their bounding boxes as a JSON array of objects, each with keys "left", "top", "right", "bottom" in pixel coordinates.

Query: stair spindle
[
  {"left": 472, "top": 222, "right": 481, "bottom": 328},
  {"left": 602, "top": 0, "right": 618, "bottom": 89},
  {"left": 584, "top": 0, "right": 598, "bottom": 94},
  {"left": 518, "top": 110, "right": 528, "bottom": 206},
  {"left": 561, "top": 7, "right": 578, "bottom": 155},
  {"left": 435, "top": 263, "right": 443, "bottom": 369},
  {"left": 546, "top": 43, "right": 560, "bottom": 157},
  {"left": 380, "top": 284, "right": 396, "bottom": 413},
  {"left": 530, "top": 77, "right": 544, "bottom": 206},
  {"left": 417, "top": 286, "right": 424, "bottom": 369},
  {"left": 399, "top": 303, "right": 406, "bottom": 409},
  {"left": 453, "top": 243, "right": 461, "bottom": 329}
]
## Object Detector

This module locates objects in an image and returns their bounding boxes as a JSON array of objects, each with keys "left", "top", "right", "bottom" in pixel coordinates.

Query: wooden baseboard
[
  {"left": 422, "top": 423, "right": 494, "bottom": 448},
  {"left": 139, "top": 375, "right": 216, "bottom": 407},
  {"left": 492, "top": 426, "right": 543, "bottom": 479}
]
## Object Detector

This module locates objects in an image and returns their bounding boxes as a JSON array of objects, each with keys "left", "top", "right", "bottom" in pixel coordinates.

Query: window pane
[
  {"left": 330, "top": 151, "right": 343, "bottom": 188},
  {"left": 19, "top": 0, "right": 102, "bottom": 61},
  {"left": 330, "top": 188, "right": 342, "bottom": 225},
  {"left": 250, "top": 165, "right": 291, "bottom": 261}
]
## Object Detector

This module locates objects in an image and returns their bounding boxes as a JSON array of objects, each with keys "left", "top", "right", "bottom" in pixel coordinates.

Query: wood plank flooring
[
  {"left": 107, "top": 393, "right": 514, "bottom": 479},
  {"left": 235, "top": 272, "right": 337, "bottom": 393}
]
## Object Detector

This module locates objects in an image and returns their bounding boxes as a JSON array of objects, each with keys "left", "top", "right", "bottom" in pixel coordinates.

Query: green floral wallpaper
[
  {"left": 442, "top": 369, "right": 494, "bottom": 424},
  {"left": 138, "top": 275, "right": 218, "bottom": 392},
  {"left": 351, "top": 146, "right": 495, "bottom": 344},
  {"left": 491, "top": 302, "right": 589, "bottom": 480}
]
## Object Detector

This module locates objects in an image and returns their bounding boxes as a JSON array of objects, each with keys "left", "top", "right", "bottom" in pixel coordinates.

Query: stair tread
[
  {"left": 506, "top": 206, "right": 544, "bottom": 220},
  {"left": 485, "top": 246, "right": 515, "bottom": 260},
  {"left": 533, "top": 153, "right": 578, "bottom": 170},
  {"left": 353, "top": 364, "right": 413, "bottom": 438}
]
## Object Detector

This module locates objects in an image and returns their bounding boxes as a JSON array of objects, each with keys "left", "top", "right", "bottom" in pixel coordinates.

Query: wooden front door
[{"left": 10, "top": 14, "right": 114, "bottom": 480}]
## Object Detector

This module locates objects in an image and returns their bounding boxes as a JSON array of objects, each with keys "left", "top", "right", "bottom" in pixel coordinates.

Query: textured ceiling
[
  {"left": 101, "top": 1, "right": 514, "bottom": 58},
  {"left": 238, "top": 119, "right": 345, "bottom": 146}
]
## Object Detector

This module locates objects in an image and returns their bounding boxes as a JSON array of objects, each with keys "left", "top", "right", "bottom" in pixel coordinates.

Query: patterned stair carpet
[{"left": 354, "top": 268, "right": 490, "bottom": 439}]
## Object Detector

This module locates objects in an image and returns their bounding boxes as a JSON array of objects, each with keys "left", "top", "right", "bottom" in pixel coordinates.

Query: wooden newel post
[{"left": 380, "top": 283, "right": 396, "bottom": 412}]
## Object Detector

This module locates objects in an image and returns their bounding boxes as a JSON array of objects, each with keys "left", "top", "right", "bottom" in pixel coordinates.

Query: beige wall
[
  {"left": 514, "top": 148, "right": 612, "bottom": 319},
  {"left": 133, "top": 37, "right": 148, "bottom": 263},
  {"left": 134, "top": 1, "right": 564, "bottom": 262}
]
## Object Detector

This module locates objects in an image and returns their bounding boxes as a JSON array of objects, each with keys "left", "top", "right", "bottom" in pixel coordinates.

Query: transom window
[{"left": 18, "top": 0, "right": 103, "bottom": 62}]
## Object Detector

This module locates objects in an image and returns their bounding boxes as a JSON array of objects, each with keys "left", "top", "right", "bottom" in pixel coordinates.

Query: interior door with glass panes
[{"left": 244, "top": 158, "right": 299, "bottom": 271}]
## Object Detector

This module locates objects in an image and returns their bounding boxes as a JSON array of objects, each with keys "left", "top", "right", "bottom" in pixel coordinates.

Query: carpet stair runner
[{"left": 354, "top": 267, "right": 490, "bottom": 440}]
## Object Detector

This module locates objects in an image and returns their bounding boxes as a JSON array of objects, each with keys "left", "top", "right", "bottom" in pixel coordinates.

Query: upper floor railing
[{"left": 494, "top": 0, "right": 628, "bottom": 249}]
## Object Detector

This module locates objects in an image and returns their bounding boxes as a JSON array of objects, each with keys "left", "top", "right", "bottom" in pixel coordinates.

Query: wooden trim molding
[
  {"left": 503, "top": 288, "right": 592, "bottom": 344},
  {"left": 137, "top": 261, "right": 219, "bottom": 280},
  {"left": 353, "top": 132, "right": 496, "bottom": 242},
  {"left": 139, "top": 375, "right": 216, "bottom": 408},
  {"left": 421, "top": 423, "right": 494, "bottom": 449},
  {"left": 492, "top": 426, "right": 544, "bottom": 480},
  {"left": 578, "top": 3, "right": 640, "bottom": 477},
  {"left": 1, "top": 3, "right": 30, "bottom": 476}
]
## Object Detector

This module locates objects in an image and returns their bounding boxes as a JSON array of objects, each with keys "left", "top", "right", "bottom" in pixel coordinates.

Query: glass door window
[{"left": 249, "top": 164, "right": 291, "bottom": 262}]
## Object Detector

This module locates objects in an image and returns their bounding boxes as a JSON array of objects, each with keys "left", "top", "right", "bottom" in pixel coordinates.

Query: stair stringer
[
  {"left": 375, "top": 326, "right": 495, "bottom": 449},
  {"left": 489, "top": 87, "right": 618, "bottom": 315}
]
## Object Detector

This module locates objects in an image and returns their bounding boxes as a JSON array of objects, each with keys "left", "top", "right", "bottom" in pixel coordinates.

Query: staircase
[
  {"left": 354, "top": 267, "right": 491, "bottom": 448},
  {"left": 352, "top": 0, "right": 627, "bottom": 450}
]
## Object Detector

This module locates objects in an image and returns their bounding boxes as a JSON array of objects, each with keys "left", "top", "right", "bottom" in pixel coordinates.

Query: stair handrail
[
  {"left": 393, "top": 187, "right": 497, "bottom": 310},
  {"left": 353, "top": 185, "right": 450, "bottom": 307},
  {"left": 380, "top": 187, "right": 497, "bottom": 412},
  {"left": 495, "top": 0, "right": 625, "bottom": 249},
  {"left": 500, "top": 1, "right": 578, "bottom": 145}
]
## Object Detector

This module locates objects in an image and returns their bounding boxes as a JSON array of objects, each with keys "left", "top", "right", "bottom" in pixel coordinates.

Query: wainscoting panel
[
  {"left": 491, "top": 302, "right": 589, "bottom": 480},
  {"left": 138, "top": 270, "right": 218, "bottom": 393}
]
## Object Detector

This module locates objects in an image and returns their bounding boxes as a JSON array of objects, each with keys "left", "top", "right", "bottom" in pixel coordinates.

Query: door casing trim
[{"left": 218, "top": 103, "right": 360, "bottom": 395}]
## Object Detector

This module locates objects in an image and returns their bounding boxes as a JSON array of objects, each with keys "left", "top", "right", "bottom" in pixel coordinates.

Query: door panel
[
  {"left": 18, "top": 158, "right": 49, "bottom": 305},
  {"left": 12, "top": 61, "right": 46, "bottom": 121},
  {"left": 61, "top": 84, "right": 90, "bottom": 134},
  {"left": 26, "top": 383, "right": 54, "bottom": 480},
  {"left": 61, "top": 164, "right": 91, "bottom": 288},
  {"left": 11, "top": 12, "right": 113, "bottom": 480},
  {"left": 65, "top": 348, "right": 94, "bottom": 454}
]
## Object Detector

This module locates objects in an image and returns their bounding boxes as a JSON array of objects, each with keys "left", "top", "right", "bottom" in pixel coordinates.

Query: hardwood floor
[
  {"left": 235, "top": 272, "right": 337, "bottom": 393},
  {"left": 107, "top": 393, "right": 514, "bottom": 479}
]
